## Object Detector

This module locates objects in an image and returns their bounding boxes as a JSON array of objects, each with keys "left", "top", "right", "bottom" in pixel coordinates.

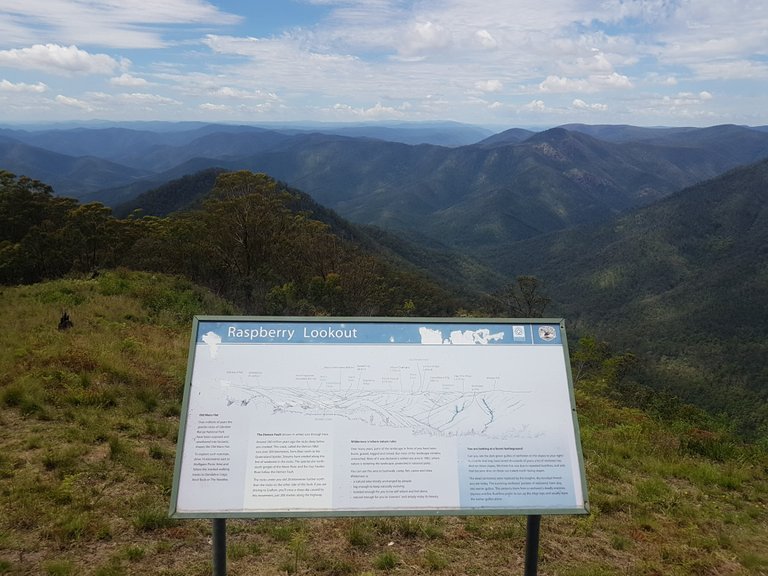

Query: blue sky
[{"left": 0, "top": 0, "right": 766, "bottom": 127}]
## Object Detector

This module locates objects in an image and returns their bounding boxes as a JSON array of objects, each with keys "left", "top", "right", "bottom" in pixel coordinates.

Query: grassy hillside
[{"left": 1, "top": 271, "right": 767, "bottom": 575}]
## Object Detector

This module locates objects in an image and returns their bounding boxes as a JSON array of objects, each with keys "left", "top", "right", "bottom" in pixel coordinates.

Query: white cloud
[
  {"left": 331, "top": 102, "right": 407, "bottom": 120},
  {"left": 570, "top": 50, "right": 615, "bottom": 74},
  {"left": 110, "top": 73, "right": 148, "bottom": 87},
  {"left": 0, "top": 79, "right": 47, "bottom": 93},
  {"left": 200, "top": 103, "right": 231, "bottom": 112},
  {"left": 598, "top": 0, "right": 679, "bottom": 24},
  {"left": 0, "top": 0, "right": 241, "bottom": 49},
  {"left": 658, "top": 91, "right": 716, "bottom": 110},
  {"left": 523, "top": 99, "right": 547, "bottom": 112},
  {"left": 644, "top": 73, "right": 680, "bottom": 88},
  {"left": 539, "top": 72, "right": 632, "bottom": 93},
  {"left": 199, "top": 34, "right": 373, "bottom": 98},
  {"left": 399, "top": 21, "right": 452, "bottom": 57},
  {"left": 633, "top": 88, "right": 721, "bottom": 123},
  {"left": 539, "top": 75, "right": 591, "bottom": 93},
  {"left": 210, "top": 86, "right": 280, "bottom": 101},
  {"left": 50, "top": 90, "right": 181, "bottom": 115},
  {"left": 203, "top": 34, "right": 361, "bottom": 73},
  {"left": 573, "top": 98, "right": 608, "bottom": 111},
  {"left": 203, "top": 34, "right": 267, "bottom": 57},
  {"left": 0, "top": 44, "right": 118, "bottom": 75},
  {"left": 0, "top": 0, "right": 765, "bottom": 125},
  {"left": 475, "top": 79, "right": 503, "bottom": 93},
  {"left": 182, "top": 2, "right": 760, "bottom": 125},
  {"left": 119, "top": 92, "right": 179, "bottom": 105},
  {"left": 475, "top": 29, "right": 497, "bottom": 49},
  {"left": 55, "top": 94, "right": 94, "bottom": 110},
  {"left": 602, "top": 72, "right": 633, "bottom": 88},
  {"left": 689, "top": 60, "right": 768, "bottom": 81}
]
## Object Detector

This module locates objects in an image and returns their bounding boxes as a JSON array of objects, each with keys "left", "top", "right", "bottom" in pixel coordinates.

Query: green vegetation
[
  {"left": 0, "top": 272, "right": 766, "bottom": 574},
  {"left": 2, "top": 162, "right": 768, "bottom": 573},
  {"left": 0, "top": 169, "right": 457, "bottom": 317},
  {"left": 485, "top": 158, "right": 768, "bottom": 442}
]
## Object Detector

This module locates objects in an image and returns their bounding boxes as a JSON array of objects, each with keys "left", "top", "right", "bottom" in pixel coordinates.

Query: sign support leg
[
  {"left": 524, "top": 515, "right": 541, "bottom": 576},
  {"left": 213, "top": 518, "right": 227, "bottom": 576}
]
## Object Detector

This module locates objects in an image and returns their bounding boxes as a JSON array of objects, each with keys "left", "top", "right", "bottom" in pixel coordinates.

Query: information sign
[{"left": 169, "top": 317, "right": 589, "bottom": 518}]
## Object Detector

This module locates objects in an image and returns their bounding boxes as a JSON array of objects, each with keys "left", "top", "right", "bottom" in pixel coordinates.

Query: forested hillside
[
  {"left": 483, "top": 158, "right": 768, "bottom": 438},
  {"left": 0, "top": 169, "right": 457, "bottom": 317},
  {"left": 110, "top": 168, "right": 507, "bottom": 294},
  {"left": 5, "top": 152, "right": 768, "bottom": 442}
]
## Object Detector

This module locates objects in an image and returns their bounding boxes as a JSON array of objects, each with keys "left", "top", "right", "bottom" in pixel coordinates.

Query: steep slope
[
  {"left": 110, "top": 168, "right": 506, "bottom": 294},
  {"left": 482, "top": 158, "right": 768, "bottom": 434},
  {"left": 111, "top": 168, "right": 227, "bottom": 217}
]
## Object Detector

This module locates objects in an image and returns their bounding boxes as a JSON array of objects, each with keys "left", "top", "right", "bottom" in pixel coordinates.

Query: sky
[{"left": 0, "top": 0, "right": 767, "bottom": 128}]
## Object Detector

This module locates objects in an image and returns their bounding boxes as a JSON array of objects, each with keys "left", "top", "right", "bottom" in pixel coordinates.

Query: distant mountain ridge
[
  {"left": 2, "top": 122, "right": 768, "bottom": 253},
  {"left": 0, "top": 137, "right": 153, "bottom": 197},
  {"left": 202, "top": 124, "right": 768, "bottom": 251}
]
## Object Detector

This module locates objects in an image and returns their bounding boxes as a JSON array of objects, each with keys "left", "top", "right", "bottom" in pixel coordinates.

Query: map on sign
[
  {"left": 418, "top": 326, "right": 505, "bottom": 345},
  {"left": 170, "top": 318, "right": 588, "bottom": 518}
]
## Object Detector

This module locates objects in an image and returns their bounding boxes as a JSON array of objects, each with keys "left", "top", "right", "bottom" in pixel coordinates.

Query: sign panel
[{"left": 170, "top": 317, "right": 589, "bottom": 518}]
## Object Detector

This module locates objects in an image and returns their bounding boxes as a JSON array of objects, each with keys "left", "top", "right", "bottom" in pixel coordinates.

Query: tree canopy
[{"left": 0, "top": 170, "right": 457, "bottom": 317}]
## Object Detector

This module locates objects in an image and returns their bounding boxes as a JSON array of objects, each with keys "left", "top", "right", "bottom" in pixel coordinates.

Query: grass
[
  {"left": 422, "top": 548, "right": 448, "bottom": 571},
  {"left": 372, "top": 550, "right": 398, "bottom": 570},
  {"left": 0, "top": 271, "right": 767, "bottom": 575},
  {"left": 347, "top": 520, "right": 374, "bottom": 547}
]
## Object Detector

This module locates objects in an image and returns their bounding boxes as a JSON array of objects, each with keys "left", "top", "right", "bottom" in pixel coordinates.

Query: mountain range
[
  {"left": 2, "top": 120, "right": 768, "bottom": 433},
  {"left": 2, "top": 122, "right": 768, "bottom": 255}
]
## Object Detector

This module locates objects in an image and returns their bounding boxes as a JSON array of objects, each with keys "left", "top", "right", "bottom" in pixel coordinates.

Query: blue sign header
[{"left": 195, "top": 320, "right": 563, "bottom": 346}]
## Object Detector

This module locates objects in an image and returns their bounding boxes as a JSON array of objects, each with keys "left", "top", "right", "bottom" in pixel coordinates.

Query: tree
[
  {"left": 0, "top": 171, "right": 55, "bottom": 243},
  {"left": 0, "top": 171, "right": 73, "bottom": 283},
  {"left": 498, "top": 275, "right": 551, "bottom": 317},
  {"left": 205, "top": 172, "right": 291, "bottom": 311},
  {"left": 570, "top": 336, "right": 611, "bottom": 385},
  {"left": 64, "top": 202, "right": 115, "bottom": 273},
  {"left": 571, "top": 335, "right": 638, "bottom": 390}
]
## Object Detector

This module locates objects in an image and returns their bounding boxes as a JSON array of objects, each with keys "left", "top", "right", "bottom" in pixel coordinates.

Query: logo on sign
[{"left": 538, "top": 326, "right": 557, "bottom": 341}]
